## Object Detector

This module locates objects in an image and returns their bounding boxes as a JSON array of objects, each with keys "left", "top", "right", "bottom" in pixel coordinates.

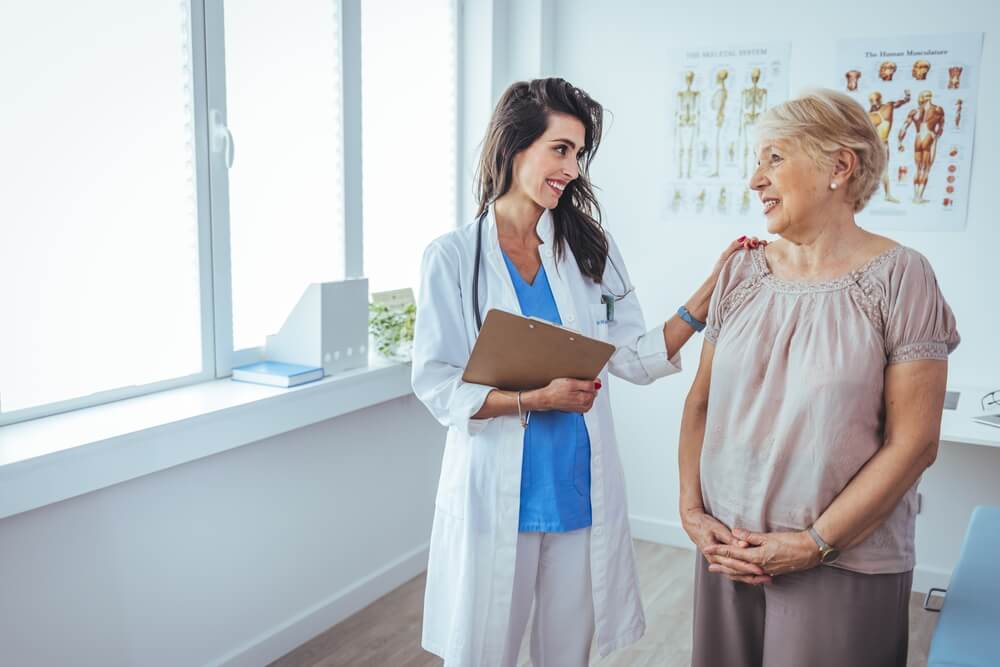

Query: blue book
[{"left": 231, "top": 361, "right": 324, "bottom": 388}]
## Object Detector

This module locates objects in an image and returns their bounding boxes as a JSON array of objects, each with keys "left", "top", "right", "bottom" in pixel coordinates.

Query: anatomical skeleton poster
[
  {"left": 837, "top": 33, "right": 983, "bottom": 231},
  {"left": 666, "top": 42, "right": 791, "bottom": 222}
]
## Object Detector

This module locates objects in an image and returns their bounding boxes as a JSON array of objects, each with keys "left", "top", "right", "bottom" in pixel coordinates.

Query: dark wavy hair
[{"left": 475, "top": 78, "right": 608, "bottom": 282}]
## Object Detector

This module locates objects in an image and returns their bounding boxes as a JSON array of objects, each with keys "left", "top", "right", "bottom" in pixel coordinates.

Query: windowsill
[{"left": 0, "top": 356, "right": 414, "bottom": 521}]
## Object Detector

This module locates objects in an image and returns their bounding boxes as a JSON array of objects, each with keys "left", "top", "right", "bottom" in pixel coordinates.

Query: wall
[
  {"left": 545, "top": 0, "right": 1000, "bottom": 589},
  {"left": 0, "top": 396, "right": 444, "bottom": 666}
]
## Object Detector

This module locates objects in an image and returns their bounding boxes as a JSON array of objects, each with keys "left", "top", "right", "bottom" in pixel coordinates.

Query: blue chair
[{"left": 925, "top": 505, "right": 1000, "bottom": 666}]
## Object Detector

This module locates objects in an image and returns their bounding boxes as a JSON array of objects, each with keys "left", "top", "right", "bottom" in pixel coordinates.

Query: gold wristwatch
[{"left": 807, "top": 526, "right": 841, "bottom": 564}]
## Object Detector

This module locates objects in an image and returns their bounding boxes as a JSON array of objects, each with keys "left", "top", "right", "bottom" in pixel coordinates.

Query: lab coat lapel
[
  {"left": 536, "top": 209, "right": 581, "bottom": 331},
  {"left": 482, "top": 207, "right": 520, "bottom": 315}
]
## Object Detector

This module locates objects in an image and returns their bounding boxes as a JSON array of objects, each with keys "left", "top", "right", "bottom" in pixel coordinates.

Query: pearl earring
[{"left": 830, "top": 182, "right": 838, "bottom": 190}]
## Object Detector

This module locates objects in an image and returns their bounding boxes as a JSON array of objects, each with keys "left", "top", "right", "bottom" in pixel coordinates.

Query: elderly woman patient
[{"left": 678, "top": 89, "right": 960, "bottom": 667}]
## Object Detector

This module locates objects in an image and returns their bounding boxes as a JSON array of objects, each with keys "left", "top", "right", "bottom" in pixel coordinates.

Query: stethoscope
[{"left": 472, "top": 210, "right": 634, "bottom": 331}]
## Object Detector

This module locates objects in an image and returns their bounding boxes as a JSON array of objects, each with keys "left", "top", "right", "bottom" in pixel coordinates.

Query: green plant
[{"left": 368, "top": 302, "right": 417, "bottom": 358}]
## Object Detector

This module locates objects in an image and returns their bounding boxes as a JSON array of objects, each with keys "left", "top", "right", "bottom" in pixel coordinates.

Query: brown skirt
[{"left": 691, "top": 553, "right": 912, "bottom": 667}]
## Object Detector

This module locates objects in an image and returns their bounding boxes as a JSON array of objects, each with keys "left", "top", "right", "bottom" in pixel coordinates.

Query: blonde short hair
[{"left": 754, "top": 89, "right": 885, "bottom": 213}]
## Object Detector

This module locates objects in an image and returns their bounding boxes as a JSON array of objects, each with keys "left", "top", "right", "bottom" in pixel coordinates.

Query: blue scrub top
[{"left": 501, "top": 250, "right": 592, "bottom": 533}]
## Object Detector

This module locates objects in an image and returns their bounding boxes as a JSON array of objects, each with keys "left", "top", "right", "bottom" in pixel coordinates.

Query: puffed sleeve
[
  {"left": 602, "top": 231, "right": 682, "bottom": 384},
  {"left": 704, "top": 248, "right": 757, "bottom": 345},
  {"left": 884, "top": 249, "right": 960, "bottom": 364},
  {"left": 410, "top": 238, "right": 494, "bottom": 436}
]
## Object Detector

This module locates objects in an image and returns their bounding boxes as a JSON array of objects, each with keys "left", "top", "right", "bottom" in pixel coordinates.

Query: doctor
[{"left": 412, "top": 78, "right": 759, "bottom": 666}]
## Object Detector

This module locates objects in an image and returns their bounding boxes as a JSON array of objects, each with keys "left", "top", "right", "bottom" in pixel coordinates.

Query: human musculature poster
[
  {"left": 665, "top": 43, "right": 791, "bottom": 222},
  {"left": 837, "top": 33, "right": 983, "bottom": 231}
]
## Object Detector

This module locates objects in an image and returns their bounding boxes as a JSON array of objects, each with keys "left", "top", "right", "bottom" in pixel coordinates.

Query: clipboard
[{"left": 462, "top": 309, "right": 616, "bottom": 391}]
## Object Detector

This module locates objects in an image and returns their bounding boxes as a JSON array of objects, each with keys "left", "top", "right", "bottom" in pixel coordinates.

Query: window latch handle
[{"left": 209, "top": 109, "right": 235, "bottom": 168}]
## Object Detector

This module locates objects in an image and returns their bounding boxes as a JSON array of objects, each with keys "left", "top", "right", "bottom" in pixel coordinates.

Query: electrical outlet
[{"left": 944, "top": 391, "right": 960, "bottom": 410}]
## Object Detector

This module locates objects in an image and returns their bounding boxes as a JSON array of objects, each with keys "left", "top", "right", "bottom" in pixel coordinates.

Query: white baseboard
[
  {"left": 207, "top": 543, "right": 430, "bottom": 667},
  {"left": 628, "top": 514, "right": 952, "bottom": 594}
]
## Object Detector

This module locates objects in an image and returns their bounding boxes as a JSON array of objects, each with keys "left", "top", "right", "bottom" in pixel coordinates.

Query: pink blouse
[{"left": 702, "top": 244, "right": 960, "bottom": 574}]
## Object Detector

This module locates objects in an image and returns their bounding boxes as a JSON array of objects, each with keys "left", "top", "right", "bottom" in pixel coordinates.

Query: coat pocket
[
  {"left": 434, "top": 436, "right": 469, "bottom": 520},
  {"left": 589, "top": 303, "right": 610, "bottom": 341}
]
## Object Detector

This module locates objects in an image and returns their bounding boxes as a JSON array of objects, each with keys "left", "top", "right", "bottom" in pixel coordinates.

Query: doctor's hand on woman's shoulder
[
  {"left": 709, "top": 235, "right": 767, "bottom": 280},
  {"left": 521, "top": 378, "right": 602, "bottom": 414},
  {"left": 680, "top": 235, "right": 768, "bottom": 327}
]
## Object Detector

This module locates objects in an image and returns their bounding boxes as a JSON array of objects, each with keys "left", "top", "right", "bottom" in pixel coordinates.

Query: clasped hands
[{"left": 681, "top": 508, "right": 821, "bottom": 585}]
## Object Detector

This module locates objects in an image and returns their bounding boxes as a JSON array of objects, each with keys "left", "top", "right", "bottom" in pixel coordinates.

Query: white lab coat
[{"left": 411, "top": 206, "right": 682, "bottom": 666}]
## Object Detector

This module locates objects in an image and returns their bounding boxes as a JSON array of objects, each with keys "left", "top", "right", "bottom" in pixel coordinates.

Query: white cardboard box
[{"left": 265, "top": 279, "right": 370, "bottom": 375}]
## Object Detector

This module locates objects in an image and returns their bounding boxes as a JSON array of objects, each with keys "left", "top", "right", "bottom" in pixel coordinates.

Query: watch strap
[
  {"left": 807, "top": 526, "right": 832, "bottom": 551},
  {"left": 808, "top": 526, "right": 839, "bottom": 563}
]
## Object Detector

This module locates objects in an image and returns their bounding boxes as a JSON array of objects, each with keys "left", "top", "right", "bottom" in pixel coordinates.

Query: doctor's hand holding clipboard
[{"left": 411, "top": 77, "right": 762, "bottom": 667}]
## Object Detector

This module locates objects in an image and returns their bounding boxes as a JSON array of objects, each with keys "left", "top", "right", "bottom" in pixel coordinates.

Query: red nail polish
[
  {"left": 737, "top": 235, "right": 747, "bottom": 242},
  {"left": 594, "top": 381, "right": 602, "bottom": 390}
]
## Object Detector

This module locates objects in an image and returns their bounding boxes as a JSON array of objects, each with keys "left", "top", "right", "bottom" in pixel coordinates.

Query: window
[
  {"left": 223, "top": 0, "right": 346, "bottom": 352},
  {"left": 0, "top": 0, "right": 210, "bottom": 421},
  {"left": 361, "top": 0, "right": 457, "bottom": 295},
  {"left": 0, "top": 0, "right": 460, "bottom": 426}
]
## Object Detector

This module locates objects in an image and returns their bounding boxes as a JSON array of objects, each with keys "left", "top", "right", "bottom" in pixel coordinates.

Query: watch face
[{"left": 822, "top": 548, "right": 841, "bottom": 564}]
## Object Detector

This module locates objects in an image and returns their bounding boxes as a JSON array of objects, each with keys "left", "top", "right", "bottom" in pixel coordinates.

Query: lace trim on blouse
[
  {"left": 705, "top": 269, "right": 767, "bottom": 345},
  {"left": 709, "top": 245, "right": 951, "bottom": 364},
  {"left": 749, "top": 244, "right": 904, "bottom": 293},
  {"left": 890, "top": 341, "right": 950, "bottom": 364}
]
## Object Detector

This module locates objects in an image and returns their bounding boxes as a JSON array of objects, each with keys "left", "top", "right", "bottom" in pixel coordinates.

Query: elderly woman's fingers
[
  {"left": 704, "top": 543, "right": 762, "bottom": 564},
  {"left": 707, "top": 563, "right": 773, "bottom": 585},
  {"left": 733, "top": 527, "right": 764, "bottom": 544},
  {"left": 707, "top": 553, "right": 767, "bottom": 576},
  {"left": 732, "top": 528, "right": 767, "bottom": 545},
  {"left": 710, "top": 526, "right": 749, "bottom": 548}
]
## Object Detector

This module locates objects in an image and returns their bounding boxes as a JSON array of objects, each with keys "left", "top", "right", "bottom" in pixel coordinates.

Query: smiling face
[
  {"left": 749, "top": 140, "right": 835, "bottom": 236},
  {"left": 509, "top": 111, "right": 585, "bottom": 211}
]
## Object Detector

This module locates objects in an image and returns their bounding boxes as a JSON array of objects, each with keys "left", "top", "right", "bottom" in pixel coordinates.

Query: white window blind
[
  {"left": 0, "top": 1, "right": 206, "bottom": 417},
  {"left": 361, "top": 0, "right": 457, "bottom": 295},
  {"left": 223, "top": 0, "right": 346, "bottom": 352},
  {"left": 0, "top": 0, "right": 460, "bottom": 426}
]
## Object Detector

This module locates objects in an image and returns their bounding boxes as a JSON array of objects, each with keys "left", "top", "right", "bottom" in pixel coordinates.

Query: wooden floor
[{"left": 270, "top": 541, "right": 938, "bottom": 667}]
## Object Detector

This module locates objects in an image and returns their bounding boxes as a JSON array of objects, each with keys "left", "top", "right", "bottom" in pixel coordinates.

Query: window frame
[
  {"left": 221, "top": 0, "right": 363, "bottom": 369},
  {"left": 0, "top": 0, "right": 459, "bottom": 428},
  {"left": 0, "top": 0, "right": 220, "bottom": 427}
]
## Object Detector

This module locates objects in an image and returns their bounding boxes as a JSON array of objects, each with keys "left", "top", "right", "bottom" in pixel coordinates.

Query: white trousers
[{"left": 500, "top": 527, "right": 595, "bottom": 667}]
